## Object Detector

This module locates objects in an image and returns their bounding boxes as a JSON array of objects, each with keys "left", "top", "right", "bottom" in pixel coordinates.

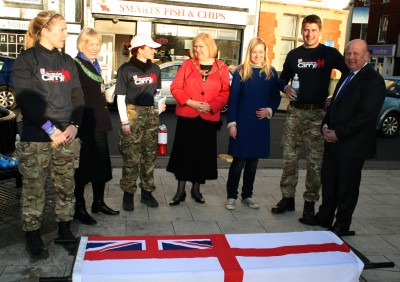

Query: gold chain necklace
[{"left": 191, "top": 59, "right": 224, "bottom": 82}]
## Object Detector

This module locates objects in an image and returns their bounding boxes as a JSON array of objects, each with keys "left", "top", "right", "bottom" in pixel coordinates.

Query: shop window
[
  {"left": 177, "top": 26, "right": 197, "bottom": 37},
  {"left": 360, "top": 24, "right": 368, "bottom": 40},
  {"left": 4, "top": 0, "right": 42, "bottom": 8},
  {"left": 156, "top": 24, "right": 178, "bottom": 36},
  {"left": 0, "top": 32, "right": 25, "bottom": 58},
  {"left": 198, "top": 27, "right": 217, "bottom": 38},
  {"left": 154, "top": 23, "right": 242, "bottom": 66},
  {"left": 378, "top": 15, "right": 388, "bottom": 43},
  {"left": 218, "top": 29, "right": 238, "bottom": 41},
  {"left": 5, "top": 0, "right": 41, "bottom": 3}
]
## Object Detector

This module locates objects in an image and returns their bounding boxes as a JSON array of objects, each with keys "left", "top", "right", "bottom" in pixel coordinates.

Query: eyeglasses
[
  {"left": 36, "top": 13, "right": 61, "bottom": 36},
  {"left": 193, "top": 45, "right": 207, "bottom": 50}
]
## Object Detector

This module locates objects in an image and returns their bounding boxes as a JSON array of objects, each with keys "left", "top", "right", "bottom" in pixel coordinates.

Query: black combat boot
[
  {"left": 271, "top": 197, "right": 295, "bottom": 214},
  {"left": 57, "top": 221, "right": 78, "bottom": 245},
  {"left": 298, "top": 201, "right": 316, "bottom": 224},
  {"left": 123, "top": 191, "right": 134, "bottom": 211},
  {"left": 25, "top": 230, "right": 49, "bottom": 259},
  {"left": 141, "top": 188, "right": 159, "bottom": 207}
]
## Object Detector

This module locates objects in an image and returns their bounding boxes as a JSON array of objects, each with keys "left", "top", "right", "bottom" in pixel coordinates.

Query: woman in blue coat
[{"left": 225, "top": 37, "right": 281, "bottom": 210}]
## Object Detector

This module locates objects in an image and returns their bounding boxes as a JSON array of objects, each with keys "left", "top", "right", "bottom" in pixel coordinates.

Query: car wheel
[
  {"left": 379, "top": 112, "right": 399, "bottom": 138},
  {"left": 0, "top": 86, "right": 17, "bottom": 110},
  {"left": 221, "top": 104, "right": 228, "bottom": 113}
]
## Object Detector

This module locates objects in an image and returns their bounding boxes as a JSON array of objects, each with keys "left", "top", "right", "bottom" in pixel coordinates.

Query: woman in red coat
[{"left": 167, "top": 33, "right": 230, "bottom": 205}]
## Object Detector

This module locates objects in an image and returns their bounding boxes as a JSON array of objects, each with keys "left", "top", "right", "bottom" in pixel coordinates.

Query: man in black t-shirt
[{"left": 271, "top": 15, "right": 348, "bottom": 223}]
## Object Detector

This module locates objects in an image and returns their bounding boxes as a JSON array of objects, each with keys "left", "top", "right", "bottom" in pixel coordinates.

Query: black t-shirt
[
  {"left": 114, "top": 58, "right": 161, "bottom": 106},
  {"left": 13, "top": 44, "right": 82, "bottom": 141},
  {"left": 279, "top": 44, "right": 348, "bottom": 104}
]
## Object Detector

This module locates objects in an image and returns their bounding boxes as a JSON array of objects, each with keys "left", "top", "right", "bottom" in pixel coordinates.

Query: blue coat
[{"left": 227, "top": 67, "right": 281, "bottom": 158}]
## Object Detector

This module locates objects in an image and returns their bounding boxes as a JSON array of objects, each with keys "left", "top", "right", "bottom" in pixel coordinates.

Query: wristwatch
[{"left": 71, "top": 122, "right": 79, "bottom": 129}]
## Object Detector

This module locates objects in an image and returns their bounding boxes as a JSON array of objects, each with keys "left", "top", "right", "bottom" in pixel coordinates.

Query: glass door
[{"left": 99, "top": 34, "right": 114, "bottom": 82}]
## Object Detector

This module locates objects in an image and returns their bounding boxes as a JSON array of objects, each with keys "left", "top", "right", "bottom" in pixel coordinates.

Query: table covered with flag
[{"left": 72, "top": 231, "right": 363, "bottom": 282}]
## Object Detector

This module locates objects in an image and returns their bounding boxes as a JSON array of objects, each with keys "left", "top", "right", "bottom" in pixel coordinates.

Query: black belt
[{"left": 290, "top": 101, "right": 324, "bottom": 111}]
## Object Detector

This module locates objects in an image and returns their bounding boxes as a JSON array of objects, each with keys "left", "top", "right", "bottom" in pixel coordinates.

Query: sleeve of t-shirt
[
  {"left": 333, "top": 48, "right": 349, "bottom": 74},
  {"left": 114, "top": 65, "right": 128, "bottom": 96},
  {"left": 13, "top": 51, "right": 48, "bottom": 127}
]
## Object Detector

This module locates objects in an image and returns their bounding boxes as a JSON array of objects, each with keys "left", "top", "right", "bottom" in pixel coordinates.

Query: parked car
[
  {"left": 104, "top": 60, "right": 232, "bottom": 112},
  {"left": 0, "top": 56, "right": 16, "bottom": 110},
  {"left": 376, "top": 76, "right": 400, "bottom": 138}
]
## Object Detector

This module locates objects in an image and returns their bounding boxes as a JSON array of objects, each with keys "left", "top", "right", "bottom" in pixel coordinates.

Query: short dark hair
[{"left": 302, "top": 14, "right": 322, "bottom": 30}]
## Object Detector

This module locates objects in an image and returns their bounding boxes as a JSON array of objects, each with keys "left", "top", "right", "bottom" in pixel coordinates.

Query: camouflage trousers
[
  {"left": 280, "top": 106, "right": 325, "bottom": 202},
  {"left": 17, "top": 139, "right": 80, "bottom": 231},
  {"left": 119, "top": 104, "right": 158, "bottom": 194}
]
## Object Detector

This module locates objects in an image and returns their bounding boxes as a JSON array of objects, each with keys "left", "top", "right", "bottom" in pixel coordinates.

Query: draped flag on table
[{"left": 72, "top": 231, "right": 364, "bottom": 282}]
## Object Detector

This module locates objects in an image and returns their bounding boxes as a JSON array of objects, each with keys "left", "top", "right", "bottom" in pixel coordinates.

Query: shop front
[
  {"left": 0, "top": 19, "right": 29, "bottom": 58},
  {"left": 89, "top": 0, "right": 252, "bottom": 82},
  {"left": 368, "top": 44, "right": 396, "bottom": 77}
]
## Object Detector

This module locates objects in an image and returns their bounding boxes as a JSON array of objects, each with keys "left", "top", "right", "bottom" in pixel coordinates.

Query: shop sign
[
  {"left": 156, "top": 38, "right": 169, "bottom": 44},
  {"left": 91, "top": 0, "right": 248, "bottom": 26},
  {"left": 0, "top": 19, "right": 29, "bottom": 31},
  {"left": 368, "top": 45, "right": 395, "bottom": 57}
]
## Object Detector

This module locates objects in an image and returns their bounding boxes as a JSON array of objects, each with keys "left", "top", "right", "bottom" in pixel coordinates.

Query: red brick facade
[{"left": 258, "top": 12, "right": 277, "bottom": 65}]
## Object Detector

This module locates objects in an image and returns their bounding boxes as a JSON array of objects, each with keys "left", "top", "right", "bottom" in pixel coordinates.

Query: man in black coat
[{"left": 300, "top": 39, "right": 386, "bottom": 235}]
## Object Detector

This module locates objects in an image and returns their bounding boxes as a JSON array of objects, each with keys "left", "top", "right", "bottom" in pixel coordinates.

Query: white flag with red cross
[{"left": 72, "top": 231, "right": 363, "bottom": 282}]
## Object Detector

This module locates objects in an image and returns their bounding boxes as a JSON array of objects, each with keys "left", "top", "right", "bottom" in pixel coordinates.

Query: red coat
[{"left": 170, "top": 59, "right": 230, "bottom": 122}]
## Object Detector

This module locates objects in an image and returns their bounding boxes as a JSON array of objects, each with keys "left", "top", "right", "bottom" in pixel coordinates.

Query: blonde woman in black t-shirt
[{"left": 13, "top": 10, "right": 84, "bottom": 259}]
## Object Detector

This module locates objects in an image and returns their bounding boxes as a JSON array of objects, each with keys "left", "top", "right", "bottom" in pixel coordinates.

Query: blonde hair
[
  {"left": 25, "top": 10, "right": 64, "bottom": 49},
  {"left": 190, "top": 33, "right": 218, "bottom": 59},
  {"left": 77, "top": 27, "right": 102, "bottom": 52},
  {"left": 238, "top": 37, "right": 273, "bottom": 81}
]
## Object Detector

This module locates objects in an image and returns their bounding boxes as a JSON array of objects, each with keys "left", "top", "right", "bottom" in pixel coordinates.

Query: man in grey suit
[{"left": 300, "top": 39, "right": 386, "bottom": 235}]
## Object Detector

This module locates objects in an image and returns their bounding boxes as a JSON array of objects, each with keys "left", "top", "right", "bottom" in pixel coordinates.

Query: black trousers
[{"left": 317, "top": 148, "right": 365, "bottom": 229}]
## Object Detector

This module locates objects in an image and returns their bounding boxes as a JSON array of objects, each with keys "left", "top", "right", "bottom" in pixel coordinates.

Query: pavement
[{"left": 0, "top": 157, "right": 399, "bottom": 282}]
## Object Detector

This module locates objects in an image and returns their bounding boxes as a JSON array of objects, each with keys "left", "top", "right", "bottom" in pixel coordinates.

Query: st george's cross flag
[{"left": 72, "top": 231, "right": 363, "bottom": 282}]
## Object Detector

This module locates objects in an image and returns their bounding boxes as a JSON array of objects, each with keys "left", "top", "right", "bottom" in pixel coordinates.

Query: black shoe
[
  {"left": 74, "top": 206, "right": 97, "bottom": 225},
  {"left": 271, "top": 197, "right": 295, "bottom": 214},
  {"left": 141, "top": 189, "right": 159, "bottom": 207},
  {"left": 25, "top": 230, "right": 49, "bottom": 259},
  {"left": 91, "top": 201, "right": 120, "bottom": 215},
  {"left": 328, "top": 225, "right": 353, "bottom": 237},
  {"left": 299, "top": 215, "right": 321, "bottom": 226},
  {"left": 191, "top": 192, "right": 205, "bottom": 204},
  {"left": 298, "top": 201, "right": 315, "bottom": 222},
  {"left": 123, "top": 192, "right": 134, "bottom": 211},
  {"left": 169, "top": 191, "right": 186, "bottom": 206}
]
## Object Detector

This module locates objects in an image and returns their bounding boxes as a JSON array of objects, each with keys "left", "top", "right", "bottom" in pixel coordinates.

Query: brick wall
[
  {"left": 258, "top": 11, "right": 277, "bottom": 65},
  {"left": 367, "top": 0, "right": 400, "bottom": 44}
]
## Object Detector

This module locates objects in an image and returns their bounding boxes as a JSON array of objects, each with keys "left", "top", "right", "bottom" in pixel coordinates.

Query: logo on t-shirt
[
  {"left": 297, "top": 59, "right": 325, "bottom": 69},
  {"left": 133, "top": 73, "right": 157, "bottom": 85},
  {"left": 40, "top": 68, "right": 71, "bottom": 82}
]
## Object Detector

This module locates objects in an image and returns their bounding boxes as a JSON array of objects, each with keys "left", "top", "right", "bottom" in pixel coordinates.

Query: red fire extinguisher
[{"left": 157, "top": 124, "right": 168, "bottom": 155}]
